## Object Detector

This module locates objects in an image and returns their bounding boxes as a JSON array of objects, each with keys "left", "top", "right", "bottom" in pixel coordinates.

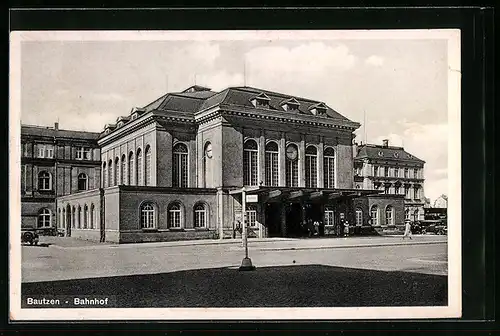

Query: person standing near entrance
[
  {"left": 343, "top": 220, "right": 350, "bottom": 237},
  {"left": 403, "top": 220, "right": 413, "bottom": 240}
]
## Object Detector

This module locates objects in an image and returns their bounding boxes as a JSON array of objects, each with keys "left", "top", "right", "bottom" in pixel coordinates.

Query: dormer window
[
  {"left": 309, "top": 103, "right": 328, "bottom": 116},
  {"left": 281, "top": 98, "right": 300, "bottom": 112},
  {"left": 250, "top": 93, "right": 271, "bottom": 109},
  {"left": 131, "top": 113, "right": 138, "bottom": 120},
  {"left": 117, "top": 121, "right": 124, "bottom": 128}
]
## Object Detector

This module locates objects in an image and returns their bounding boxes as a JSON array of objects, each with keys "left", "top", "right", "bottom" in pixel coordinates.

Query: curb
[{"left": 253, "top": 240, "right": 446, "bottom": 252}]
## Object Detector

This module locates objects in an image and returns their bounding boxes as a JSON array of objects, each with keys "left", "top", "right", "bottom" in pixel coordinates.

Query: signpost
[{"left": 239, "top": 187, "right": 256, "bottom": 271}]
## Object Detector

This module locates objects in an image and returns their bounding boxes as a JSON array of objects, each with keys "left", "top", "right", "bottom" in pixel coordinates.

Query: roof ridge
[
  {"left": 230, "top": 86, "right": 322, "bottom": 104},
  {"left": 21, "top": 124, "right": 100, "bottom": 134}
]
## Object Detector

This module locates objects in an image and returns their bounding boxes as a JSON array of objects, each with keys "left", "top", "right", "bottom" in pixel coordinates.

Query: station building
[{"left": 36, "top": 85, "right": 406, "bottom": 243}]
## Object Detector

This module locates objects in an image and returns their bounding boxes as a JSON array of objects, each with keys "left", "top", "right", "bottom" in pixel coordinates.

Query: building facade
[
  {"left": 353, "top": 140, "right": 426, "bottom": 222},
  {"left": 49, "top": 85, "right": 405, "bottom": 243},
  {"left": 20, "top": 124, "right": 101, "bottom": 231}
]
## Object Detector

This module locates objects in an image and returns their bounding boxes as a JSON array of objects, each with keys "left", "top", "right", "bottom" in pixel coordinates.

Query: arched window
[
  {"left": 90, "top": 204, "right": 95, "bottom": 229},
  {"left": 83, "top": 204, "right": 89, "bottom": 229},
  {"left": 140, "top": 202, "right": 156, "bottom": 229},
  {"left": 355, "top": 208, "right": 363, "bottom": 226},
  {"left": 72, "top": 206, "right": 76, "bottom": 229},
  {"left": 413, "top": 209, "right": 419, "bottom": 221},
  {"left": 114, "top": 158, "right": 119, "bottom": 186},
  {"left": 168, "top": 203, "right": 183, "bottom": 229},
  {"left": 305, "top": 145, "right": 318, "bottom": 188},
  {"left": 385, "top": 205, "right": 394, "bottom": 225},
  {"left": 285, "top": 144, "right": 299, "bottom": 187},
  {"left": 121, "top": 154, "right": 126, "bottom": 185},
  {"left": 264, "top": 141, "right": 279, "bottom": 186},
  {"left": 324, "top": 207, "right": 335, "bottom": 226},
  {"left": 108, "top": 159, "right": 113, "bottom": 187},
  {"left": 136, "top": 149, "right": 143, "bottom": 186},
  {"left": 173, "top": 143, "right": 188, "bottom": 187},
  {"left": 324, "top": 147, "right": 335, "bottom": 189},
  {"left": 405, "top": 208, "right": 410, "bottom": 220},
  {"left": 102, "top": 162, "right": 107, "bottom": 188},
  {"left": 37, "top": 208, "right": 51, "bottom": 228},
  {"left": 145, "top": 145, "right": 152, "bottom": 186},
  {"left": 370, "top": 205, "right": 379, "bottom": 226},
  {"left": 194, "top": 203, "right": 207, "bottom": 228},
  {"left": 77, "top": 206, "right": 82, "bottom": 229},
  {"left": 204, "top": 142, "right": 213, "bottom": 188},
  {"left": 38, "top": 171, "right": 52, "bottom": 190},
  {"left": 78, "top": 173, "right": 88, "bottom": 191},
  {"left": 243, "top": 140, "right": 258, "bottom": 186},
  {"left": 245, "top": 205, "right": 258, "bottom": 228},
  {"left": 128, "top": 151, "right": 134, "bottom": 185}
]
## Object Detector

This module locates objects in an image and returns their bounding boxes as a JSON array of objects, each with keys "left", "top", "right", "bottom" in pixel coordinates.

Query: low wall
[{"left": 119, "top": 229, "right": 218, "bottom": 243}]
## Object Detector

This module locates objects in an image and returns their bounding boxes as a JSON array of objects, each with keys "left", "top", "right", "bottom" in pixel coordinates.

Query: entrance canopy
[{"left": 228, "top": 186, "right": 382, "bottom": 203}]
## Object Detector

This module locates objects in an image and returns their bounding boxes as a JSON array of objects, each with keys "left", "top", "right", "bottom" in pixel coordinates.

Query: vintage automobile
[
  {"left": 410, "top": 221, "right": 424, "bottom": 234},
  {"left": 21, "top": 229, "right": 39, "bottom": 245},
  {"left": 422, "top": 223, "right": 447, "bottom": 235}
]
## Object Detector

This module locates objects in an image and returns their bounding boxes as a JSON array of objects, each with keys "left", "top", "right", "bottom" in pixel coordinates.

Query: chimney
[
  {"left": 54, "top": 122, "right": 59, "bottom": 130},
  {"left": 382, "top": 139, "right": 389, "bottom": 147}
]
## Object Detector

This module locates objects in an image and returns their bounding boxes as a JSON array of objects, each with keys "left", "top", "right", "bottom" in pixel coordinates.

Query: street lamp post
[{"left": 239, "top": 186, "right": 256, "bottom": 271}]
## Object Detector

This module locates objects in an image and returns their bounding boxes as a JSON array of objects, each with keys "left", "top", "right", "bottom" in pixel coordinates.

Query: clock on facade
[{"left": 286, "top": 145, "right": 298, "bottom": 160}]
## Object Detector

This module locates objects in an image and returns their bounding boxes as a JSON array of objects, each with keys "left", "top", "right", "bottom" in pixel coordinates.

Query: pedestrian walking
[
  {"left": 313, "top": 220, "right": 320, "bottom": 236},
  {"left": 403, "top": 220, "right": 413, "bottom": 240},
  {"left": 343, "top": 220, "right": 350, "bottom": 237}
]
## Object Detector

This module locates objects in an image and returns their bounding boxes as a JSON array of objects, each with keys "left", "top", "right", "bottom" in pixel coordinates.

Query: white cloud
[
  {"left": 198, "top": 71, "right": 244, "bottom": 91},
  {"left": 365, "top": 55, "right": 384, "bottom": 67},
  {"left": 182, "top": 42, "right": 221, "bottom": 69}
]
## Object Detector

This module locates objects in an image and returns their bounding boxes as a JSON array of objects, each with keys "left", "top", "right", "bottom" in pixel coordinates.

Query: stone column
[
  {"left": 217, "top": 188, "right": 224, "bottom": 240},
  {"left": 279, "top": 132, "right": 286, "bottom": 187},
  {"left": 258, "top": 130, "right": 266, "bottom": 186},
  {"left": 318, "top": 136, "right": 324, "bottom": 188},
  {"left": 299, "top": 134, "right": 306, "bottom": 187}
]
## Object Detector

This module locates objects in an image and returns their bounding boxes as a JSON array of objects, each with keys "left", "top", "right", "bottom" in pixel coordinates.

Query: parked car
[
  {"left": 422, "top": 224, "right": 447, "bottom": 235},
  {"left": 21, "top": 229, "right": 39, "bottom": 245},
  {"left": 410, "top": 221, "right": 424, "bottom": 234}
]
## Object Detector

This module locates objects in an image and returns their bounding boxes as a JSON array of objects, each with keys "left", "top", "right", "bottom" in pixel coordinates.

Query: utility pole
[{"left": 239, "top": 187, "right": 255, "bottom": 271}]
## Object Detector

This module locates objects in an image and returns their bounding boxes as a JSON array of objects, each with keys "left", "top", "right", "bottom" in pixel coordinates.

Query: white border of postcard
[{"left": 9, "top": 29, "right": 461, "bottom": 321}]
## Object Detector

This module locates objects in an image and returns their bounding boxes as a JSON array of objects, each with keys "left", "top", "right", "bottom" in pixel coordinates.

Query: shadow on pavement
[{"left": 22, "top": 264, "right": 447, "bottom": 308}]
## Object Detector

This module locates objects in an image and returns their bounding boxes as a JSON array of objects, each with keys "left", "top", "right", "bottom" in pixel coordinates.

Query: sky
[{"left": 19, "top": 33, "right": 450, "bottom": 202}]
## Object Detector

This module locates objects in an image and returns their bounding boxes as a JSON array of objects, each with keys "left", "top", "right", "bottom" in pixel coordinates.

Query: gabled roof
[
  {"left": 21, "top": 125, "right": 100, "bottom": 141},
  {"left": 355, "top": 144, "right": 425, "bottom": 163},
  {"left": 280, "top": 97, "right": 300, "bottom": 106},
  {"left": 250, "top": 92, "right": 271, "bottom": 101}
]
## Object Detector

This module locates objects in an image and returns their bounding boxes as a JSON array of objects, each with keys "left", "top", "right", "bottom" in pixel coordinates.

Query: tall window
[
  {"left": 128, "top": 152, "right": 134, "bottom": 185},
  {"left": 382, "top": 166, "right": 388, "bottom": 177},
  {"left": 194, "top": 203, "right": 207, "bottom": 228},
  {"left": 168, "top": 203, "right": 182, "bottom": 228},
  {"left": 323, "top": 147, "right": 335, "bottom": 188},
  {"left": 114, "top": 158, "right": 119, "bottom": 186},
  {"left": 72, "top": 206, "right": 76, "bottom": 229},
  {"left": 38, "top": 171, "right": 52, "bottom": 190},
  {"left": 108, "top": 159, "right": 113, "bottom": 187},
  {"left": 394, "top": 185, "right": 400, "bottom": 195},
  {"left": 243, "top": 140, "right": 258, "bottom": 186},
  {"left": 405, "top": 186, "right": 411, "bottom": 199},
  {"left": 173, "top": 143, "right": 188, "bottom": 187},
  {"left": 404, "top": 168, "right": 409, "bottom": 178},
  {"left": 414, "top": 186, "right": 420, "bottom": 199},
  {"left": 102, "top": 163, "right": 107, "bottom": 187},
  {"left": 405, "top": 209, "right": 410, "bottom": 220},
  {"left": 136, "top": 149, "right": 143, "bottom": 185},
  {"left": 121, "top": 154, "right": 126, "bottom": 185},
  {"left": 76, "top": 147, "right": 91, "bottom": 160},
  {"left": 384, "top": 184, "right": 390, "bottom": 194},
  {"left": 140, "top": 202, "right": 156, "bottom": 229},
  {"left": 245, "top": 205, "right": 257, "bottom": 228},
  {"left": 286, "top": 144, "right": 299, "bottom": 187},
  {"left": 394, "top": 168, "right": 399, "bottom": 178},
  {"left": 355, "top": 208, "right": 363, "bottom": 226},
  {"left": 370, "top": 205, "right": 379, "bottom": 226},
  {"left": 413, "top": 209, "right": 419, "bottom": 221},
  {"left": 145, "top": 145, "right": 152, "bottom": 186},
  {"left": 83, "top": 205, "right": 89, "bottom": 229},
  {"left": 77, "top": 206, "right": 82, "bottom": 229},
  {"left": 264, "top": 142, "right": 279, "bottom": 186},
  {"left": 373, "top": 165, "right": 378, "bottom": 177},
  {"left": 305, "top": 145, "right": 318, "bottom": 188},
  {"left": 37, "top": 208, "right": 51, "bottom": 228},
  {"left": 385, "top": 205, "right": 394, "bottom": 225},
  {"left": 78, "top": 173, "right": 88, "bottom": 191},
  {"left": 324, "top": 207, "right": 335, "bottom": 226},
  {"left": 38, "top": 145, "right": 54, "bottom": 158},
  {"left": 90, "top": 204, "right": 95, "bottom": 229}
]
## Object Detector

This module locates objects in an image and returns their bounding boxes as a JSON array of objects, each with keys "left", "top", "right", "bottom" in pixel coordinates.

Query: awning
[{"left": 228, "top": 186, "right": 382, "bottom": 202}]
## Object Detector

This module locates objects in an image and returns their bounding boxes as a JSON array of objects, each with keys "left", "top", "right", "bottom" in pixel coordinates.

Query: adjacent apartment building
[
  {"left": 353, "top": 140, "right": 426, "bottom": 222},
  {"left": 22, "top": 85, "right": 408, "bottom": 243},
  {"left": 20, "top": 124, "right": 101, "bottom": 231}
]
